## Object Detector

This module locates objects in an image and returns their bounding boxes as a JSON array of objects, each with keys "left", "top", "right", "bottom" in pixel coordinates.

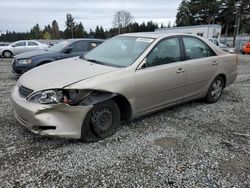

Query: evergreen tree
[
  {"left": 30, "top": 24, "right": 42, "bottom": 39},
  {"left": 176, "top": 0, "right": 194, "bottom": 26},
  {"left": 51, "top": 20, "right": 60, "bottom": 39},
  {"left": 64, "top": 14, "right": 75, "bottom": 38},
  {"left": 74, "top": 22, "right": 87, "bottom": 38}
]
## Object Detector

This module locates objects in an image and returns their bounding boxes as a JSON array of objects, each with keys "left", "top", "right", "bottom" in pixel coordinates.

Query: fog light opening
[{"left": 32, "top": 126, "right": 56, "bottom": 131}]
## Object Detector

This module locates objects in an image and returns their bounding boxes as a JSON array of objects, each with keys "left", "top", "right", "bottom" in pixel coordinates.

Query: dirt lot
[{"left": 0, "top": 56, "right": 249, "bottom": 187}]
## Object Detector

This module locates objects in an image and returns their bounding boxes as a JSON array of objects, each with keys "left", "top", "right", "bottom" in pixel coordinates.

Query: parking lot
[{"left": 0, "top": 56, "right": 249, "bottom": 187}]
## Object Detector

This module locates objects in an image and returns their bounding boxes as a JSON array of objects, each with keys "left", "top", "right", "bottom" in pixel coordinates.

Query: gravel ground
[{"left": 0, "top": 56, "right": 249, "bottom": 187}]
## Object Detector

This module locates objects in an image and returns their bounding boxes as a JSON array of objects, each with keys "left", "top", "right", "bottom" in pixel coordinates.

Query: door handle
[
  {"left": 212, "top": 61, "right": 218, "bottom": 65},
  {"left": 176, "top": 68, "right": 185, "bottom": 73}
]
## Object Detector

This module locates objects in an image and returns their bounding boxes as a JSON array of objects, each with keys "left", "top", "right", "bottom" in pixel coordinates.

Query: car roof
[
  {"left": 120, "top": 32, "right": 201, "bottom": 39},
  {"left": 66, "top": 38, "right": 105, "bottom": 42}
]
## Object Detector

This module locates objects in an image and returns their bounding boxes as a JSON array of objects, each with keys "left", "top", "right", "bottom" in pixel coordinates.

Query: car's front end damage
[
  {"left": 11, "top": 56, "right": 126, "bottom": 139},
  {"left": 12, "top": 84, "right": 93, "bottom": 139}
]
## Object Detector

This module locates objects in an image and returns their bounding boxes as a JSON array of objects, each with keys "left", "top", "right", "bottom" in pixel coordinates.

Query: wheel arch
[
  {"left": 216, "top": 73, "right": 226, "bottom": 88},
  {"left": 2, "top": 50, "right": 13, "bottom": 57},
  {"left": 79, "top": 90, "right": 133, "bottom": 122}
]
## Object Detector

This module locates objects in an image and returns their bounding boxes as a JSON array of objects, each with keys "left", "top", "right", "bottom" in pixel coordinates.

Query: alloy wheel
[{"left": 210, "top": 80, "right": 223, "bottom": 100}]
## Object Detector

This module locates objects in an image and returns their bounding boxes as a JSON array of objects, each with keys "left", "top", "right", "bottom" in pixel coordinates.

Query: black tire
[
  {"left": 81, "top": 99, "right": 120, "bottom": 142},
  {"left": 3, "top": 50, "right": 12, "bottom": 58},
  {"left": 205, "top": 76, "right": 225, "bottom": 103}
]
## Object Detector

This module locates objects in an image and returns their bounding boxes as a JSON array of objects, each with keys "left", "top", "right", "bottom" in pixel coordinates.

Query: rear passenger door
[
  {"left": 181, "top": 36, "right": 218, "bottom": 100},
  {"left": 27, "top": 41, "right": 40, "bottom": 51}
]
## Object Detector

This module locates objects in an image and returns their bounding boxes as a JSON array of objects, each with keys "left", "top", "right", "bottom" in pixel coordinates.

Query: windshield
[
  {"left": 84, "top": 36, "right": 154, "bottom": 67},
  {"left": 47, "top": 41, "right": 69, "bottom": 52}
]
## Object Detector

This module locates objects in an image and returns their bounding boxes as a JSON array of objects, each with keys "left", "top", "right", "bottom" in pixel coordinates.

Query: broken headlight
[{"left": 27, "top": 89, "right": 83, "bottom": 105}]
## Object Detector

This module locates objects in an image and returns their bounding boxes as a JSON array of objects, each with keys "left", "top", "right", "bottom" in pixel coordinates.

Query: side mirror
[
  {"left": 11, "top": 45, "right": 15, "bottom": 47},
  {"left": 63, "top": 47, "right": 73, "bottom": 54}
]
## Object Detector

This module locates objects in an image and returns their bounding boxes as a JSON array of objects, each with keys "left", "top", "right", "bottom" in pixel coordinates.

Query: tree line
[
  {"left": 0, "top": 12, "right": 159, "bottom": 42},
  {"left": 176, "top": 0, "right": 250, "bottom": 36}
]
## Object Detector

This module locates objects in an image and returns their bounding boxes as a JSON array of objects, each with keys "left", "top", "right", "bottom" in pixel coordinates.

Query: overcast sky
[{"left": 0, "top": 0, "right": 182, "bottom": 33}]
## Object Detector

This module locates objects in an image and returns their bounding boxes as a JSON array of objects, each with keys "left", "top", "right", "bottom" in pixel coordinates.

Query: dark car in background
[{"left": 12, "top": 38, "right": 104, "bottom": 75}]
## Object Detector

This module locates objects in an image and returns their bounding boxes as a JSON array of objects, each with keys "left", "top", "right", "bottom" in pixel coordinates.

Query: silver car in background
[
  {"left": 12, "top": 33, "right": 238, "bottom": 142},
  {"left": 0, "top": 40, "right": 49, "bottom": 58}
]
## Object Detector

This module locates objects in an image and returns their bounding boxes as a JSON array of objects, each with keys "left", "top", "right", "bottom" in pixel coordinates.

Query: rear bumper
[{"left": 11, "top": 84, "right": 92, "bottom": 139}]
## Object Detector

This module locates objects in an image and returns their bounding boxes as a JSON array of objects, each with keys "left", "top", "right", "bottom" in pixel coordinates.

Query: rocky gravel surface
[{"left": 0, "top": 57, "right": 249, "bottom": 187}]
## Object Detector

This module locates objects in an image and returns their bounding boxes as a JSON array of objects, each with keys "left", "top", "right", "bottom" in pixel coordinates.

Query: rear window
[
  {"left": 28, "top": 41, "right": 38, "bottom": 46},
  {"left": 182, "top": 37, "right": 216, "bottom": 60}
]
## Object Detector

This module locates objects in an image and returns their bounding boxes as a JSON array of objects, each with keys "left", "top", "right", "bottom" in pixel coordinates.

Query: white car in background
[
  {"left": 208, "top": 38, "right": 235, "bottom": 53},
  {"left": 0, "top": 40, "right": 49, "bottom": 58}
]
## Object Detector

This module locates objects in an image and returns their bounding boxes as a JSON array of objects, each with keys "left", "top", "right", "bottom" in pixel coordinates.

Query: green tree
[
  {"left": 94, "top": 25, "right": 100, "bottom": 38},
  {"left": 51, "top": 20, "right": 60, "bottom": 39},
  {"left": 89, "top": 29, "right": 95, "bottom": 38},
  {"left": 30, "top": 24, "right": 42, "bottom": 39},
  {"left": 64, "top": 14, "right": 75, "bottom": 38},
  {"left": 43, "top": 31, "right": 51, "bottom": 39},
  {"left": 176, "top": 0, "right": 194, "bottom": 26},
  {"left": 146, "top": 21, "right": 158, "bottom": 31},
  {"left": 139, "top": 22, "right": 147, "bottom": 32},
  {"left": 94, "top": 26, "right": 105, "bottom": 39},
  {"left": 99, "top": 26, "right": 106, "bottom": 39},
  {"left": 167, "top": 21, "right": 171, "bottom": 28},
  {"left": 74, "top": 22, "right": 87, "bottom": 38}
]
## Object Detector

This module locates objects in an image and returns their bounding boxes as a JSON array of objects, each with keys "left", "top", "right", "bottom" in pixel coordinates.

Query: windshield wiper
[
  {"left": 84, "top": 58, "right": 106, "bottom": 66},
  {"left": 82, "top": 57, "right": 125, "bottom": 68}
]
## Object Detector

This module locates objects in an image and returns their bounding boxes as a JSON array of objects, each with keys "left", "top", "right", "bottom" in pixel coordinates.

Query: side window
[
  {"left": 70, "top": 41, "right": 88, "bottom": 53},
  {"left": 146, "top": 38, "right": 182, "bottom": 67},
  {"left": 28, "top": 41, "right": 38, "bottom": 46},
  {"left": 183, "top": 37, "right": 216, "bottom": 60},
  {"left": 90, "top": 42, "right": 102, "bottom": 50},
  {"left": 15, "top": 41, "right": 26, "bottom": 47}
]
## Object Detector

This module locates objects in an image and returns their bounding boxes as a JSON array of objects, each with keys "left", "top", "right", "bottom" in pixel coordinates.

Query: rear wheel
[
  {"left": 81, "top": 99, "right": 120, "bottom": 142},
  {"left": 205, "top": 76, "right": 225, "bottom": 103},
  {"left": 3, "top": 50, "right": 12, "bottom": 58}
]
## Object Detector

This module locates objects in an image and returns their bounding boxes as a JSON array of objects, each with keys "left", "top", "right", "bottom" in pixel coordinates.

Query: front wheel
[
  {"left": 205, "top": 76, "right": 225, "bottom": 103},
  {"left": 3, "top": 50, "right": 12, "bottom": 58},
  {"left": 81, "top": 99, "right": 120, "bottom": 142}
]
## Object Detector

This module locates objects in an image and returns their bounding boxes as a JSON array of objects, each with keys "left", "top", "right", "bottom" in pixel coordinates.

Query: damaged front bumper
[{"left": 11, "top": 85, "right": 92, "bottom": 139}]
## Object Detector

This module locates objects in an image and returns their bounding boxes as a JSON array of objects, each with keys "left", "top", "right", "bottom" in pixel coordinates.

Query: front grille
[{"left": 19, "top": 85, "right": 34, "bottom": 98}]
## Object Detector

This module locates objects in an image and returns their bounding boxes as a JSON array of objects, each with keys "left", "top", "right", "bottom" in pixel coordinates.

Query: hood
[
  {"left": 18, "top": 57, "right": 120, "bottom": 91},
  {"left": 15, "top": 50, "right": 54, "bottom": 59}
]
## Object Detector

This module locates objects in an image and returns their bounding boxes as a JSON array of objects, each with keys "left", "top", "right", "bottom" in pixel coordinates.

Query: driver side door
[
  {"left": 12, "top": 41, "right": 27, "bottom": 55},
  {"left": 134, "top": 37, "right": 186, "bottom": 115}
]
